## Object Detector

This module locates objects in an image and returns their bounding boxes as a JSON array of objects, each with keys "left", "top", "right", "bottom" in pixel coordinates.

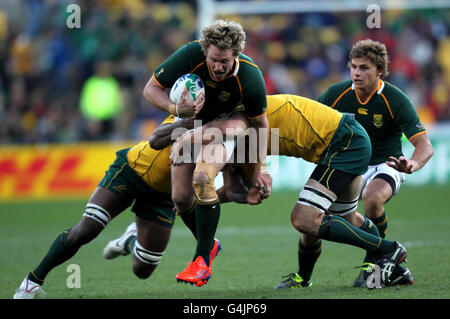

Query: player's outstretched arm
[{"left": 386, "top": 133, "right": 434, "bottom": 174}]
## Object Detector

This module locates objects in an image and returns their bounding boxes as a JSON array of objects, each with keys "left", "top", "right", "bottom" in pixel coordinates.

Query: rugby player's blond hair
[
  {"left": 349, "top": 39, "right": 390, "bottom": 78},
  {"left": 199, "top": 20, "right": 246, "bottom": 57}
]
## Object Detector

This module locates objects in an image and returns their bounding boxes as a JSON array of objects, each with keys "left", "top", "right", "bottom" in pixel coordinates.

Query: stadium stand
[{"left": 0, "top": 0, "right": 448, "bottom": 144}]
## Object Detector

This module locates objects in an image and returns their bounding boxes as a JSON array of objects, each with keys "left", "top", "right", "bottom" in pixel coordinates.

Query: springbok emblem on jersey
[
  {"left": 373, "top": 114, "right": 383, "bottom": 128},
  {"left": 218, "top": 91, "right": 231, "bottom": 102}
]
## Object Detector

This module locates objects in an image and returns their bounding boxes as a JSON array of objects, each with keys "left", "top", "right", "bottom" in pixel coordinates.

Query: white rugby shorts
[{"left": 361, "top": 162, "right": 406, "bottom": 197}]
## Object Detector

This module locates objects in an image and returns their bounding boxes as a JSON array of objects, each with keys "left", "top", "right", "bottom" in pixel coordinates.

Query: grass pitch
[{"left": 1, "top": 185, "right": 449, "bottom": 300}]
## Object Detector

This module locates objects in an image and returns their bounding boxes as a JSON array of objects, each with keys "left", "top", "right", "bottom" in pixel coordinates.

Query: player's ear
[{"left": 377, "top": 67, "right": 384, "bottom": 78}]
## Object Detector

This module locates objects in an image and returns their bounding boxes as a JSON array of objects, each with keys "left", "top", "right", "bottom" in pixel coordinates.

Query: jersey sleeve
[
  {"left": 242, "top": 67, "right": 267, "bottom": 118},
  {"left": 160, "top": 115, "right": 176, "bottom": 125},
  {"left": 391, "top": 94, "right": 427, "bottom": 140},
  {"left": 153, "top": 42, "right": 204, "bottom": 89}
]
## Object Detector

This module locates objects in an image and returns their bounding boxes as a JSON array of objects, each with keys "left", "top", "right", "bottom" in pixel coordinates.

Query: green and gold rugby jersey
[
  {"left": 125, "top": 116, "right": 175, "bottom": 195},
  {"left": 153, "top": 41, "right": 267, "bottom": 123},
  {"left": 266, "top": 94, "right": 343, "bottom": 163},
  {"left": 319, "top": 79, "right": 426, "bottom": 165}
]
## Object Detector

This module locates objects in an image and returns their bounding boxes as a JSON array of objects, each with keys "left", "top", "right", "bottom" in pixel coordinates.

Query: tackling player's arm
[
  {"left": 149, "top": 118, "right": 195, "bottom": 150},
  {"left": 387, "top": 132, "right": 433, "bottom": 174},
  {"left": 217, "top": 165, "right": 265, "bottom": 205}
]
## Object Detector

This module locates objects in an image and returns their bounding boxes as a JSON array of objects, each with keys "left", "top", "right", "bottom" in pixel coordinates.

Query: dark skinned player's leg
[
  {"left": 27, "top": 187, "right": 130, "bottom": 285},
  {"left": 131, "top": 216, "right": 172, "bottom": 279}
]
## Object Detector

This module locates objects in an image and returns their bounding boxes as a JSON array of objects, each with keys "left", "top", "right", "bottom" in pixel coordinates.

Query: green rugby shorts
[
  {"left": 319, "top": 113, "right": 372, "bottom": 176},
  {"left": 98, "top": 149, "right": 175, "bottom": 228}
]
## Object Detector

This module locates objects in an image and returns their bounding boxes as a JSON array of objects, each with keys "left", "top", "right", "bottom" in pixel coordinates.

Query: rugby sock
[
  {"left": 318, "top": 215, "right": 396, "bottom": 254},
  {"left": 367, "top": 212, "right": 407, "bottom": 279},
  {"left": 194, "top": 200, "right": 220, "bottom": 266},
  {"left": 370, "top": 211, "right": 388, "bottom": 238},
  {"left": 298, "top": 238, "right": 322, "bottom": 282},
  {"left": 360, "top": 217, "right": 381, "bottom": 263},
  {"left": 28, "top": 228, "right": 78, "bottom": 285},
  {"left": 179, "top": 202, "right": 198, "bottom": 239}
]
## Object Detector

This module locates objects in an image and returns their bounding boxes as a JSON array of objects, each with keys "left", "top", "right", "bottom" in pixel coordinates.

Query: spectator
[{"left": 0, "top": 1, "right": 448, "bottom": 144}]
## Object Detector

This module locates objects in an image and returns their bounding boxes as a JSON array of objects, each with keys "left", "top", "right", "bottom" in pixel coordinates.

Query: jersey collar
[{"left": 351, "top": 79, "right": 385, "bottom": 105}]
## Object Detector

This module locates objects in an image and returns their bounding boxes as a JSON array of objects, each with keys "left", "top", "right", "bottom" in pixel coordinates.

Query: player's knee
[
  {"left": 132, "top": 261, "right": 155, "bottom": 280},
  {"left": 193, "top": 163, "right": 218, "bottom": 201},
  {"left": 82, "top": 203, "right": 112, "bottom": 229},
  {"left": 362, "top": 192, "right": 385, "bottom": 213},
  {"left": 291, "top": 207, "right": 311, "bottom": 234},
  {"left": 172, "top": 188, "right": 194, "bottom": 210},
  {"left": 132, "top": 241, "right": 164, "bottom": 279}
]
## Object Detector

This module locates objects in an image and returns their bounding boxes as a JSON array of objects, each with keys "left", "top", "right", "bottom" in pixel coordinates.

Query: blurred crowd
[{"left": 0, "top": 0, "right": 449, "bottom": 144}]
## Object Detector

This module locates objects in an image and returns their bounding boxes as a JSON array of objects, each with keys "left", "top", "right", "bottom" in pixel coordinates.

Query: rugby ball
[{"left": 169, "top": 73, "right": 205, "bottom": 105}]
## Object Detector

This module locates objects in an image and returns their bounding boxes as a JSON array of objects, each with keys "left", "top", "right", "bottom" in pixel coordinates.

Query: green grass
[{"left": 1, "top": 185, "right": 450, "bottom": 299}]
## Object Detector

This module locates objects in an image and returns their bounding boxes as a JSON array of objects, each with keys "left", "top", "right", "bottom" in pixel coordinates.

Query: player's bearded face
[
  {"left": 206, "top": 45, "right": 236, "bottom": 81},
  {"left": 350, "top": 58, "right": 381, "bottom": 91}
]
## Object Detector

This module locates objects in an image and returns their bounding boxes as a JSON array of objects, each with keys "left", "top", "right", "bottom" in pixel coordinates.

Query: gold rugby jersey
[
  {"left": 267, "top": 94, "right": 343, "bottom": 163},
  {"left": 126, "top": 116, "right": 175, "bottom": 194},
  {"left": 126, "top": 143, "right": 172, "bottom": 195}
]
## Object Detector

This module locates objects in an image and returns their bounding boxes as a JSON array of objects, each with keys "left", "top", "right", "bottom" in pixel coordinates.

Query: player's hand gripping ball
[{"left": 169, "top": 73, "right": 205, "bottom": 107}]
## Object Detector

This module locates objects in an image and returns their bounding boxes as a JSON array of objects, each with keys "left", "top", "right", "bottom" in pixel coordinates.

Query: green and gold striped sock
[
  {"left": 370, "top": 211, "right": 388, "bottom": 238},
  {"left": 318, "top": 215, "right": 396, "bottom": 254}
]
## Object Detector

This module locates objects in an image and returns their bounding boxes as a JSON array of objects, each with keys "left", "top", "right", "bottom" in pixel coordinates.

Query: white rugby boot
[
  {"left": 14, "top": 277, "right": 46, "bottom": 299},
  {"left": 103, "top": 222, "right": 137, "bottom": 259}
]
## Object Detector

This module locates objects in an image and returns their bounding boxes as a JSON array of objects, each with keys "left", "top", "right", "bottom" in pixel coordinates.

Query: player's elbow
[
  {"left": 419, "top": 137, "right": 434, "bottom": 165},
  {"left": 143, "top": 82, "right": 152, "bottom": 102},
  {"left": 149, "top": 130, "right": 167, "bottom": 150},
  {"left": 427, "top": 141, "right": 434, "bottom": 159}
]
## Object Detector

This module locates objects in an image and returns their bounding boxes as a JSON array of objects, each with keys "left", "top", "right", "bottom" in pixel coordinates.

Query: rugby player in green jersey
[
  {"left": 142, "top": 20, "right": 271, "bottom": 286},
  {"left": 317, "top": 39, "right": 434, "bottom": 287},
  {"left": 149, "top": 95, "right": 409, "bottom": 289}
]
